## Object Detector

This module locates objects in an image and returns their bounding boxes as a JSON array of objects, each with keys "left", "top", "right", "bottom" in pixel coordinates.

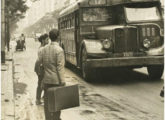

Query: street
[{"left": 13, "top": 38, "right": 164, "bottom": 120}]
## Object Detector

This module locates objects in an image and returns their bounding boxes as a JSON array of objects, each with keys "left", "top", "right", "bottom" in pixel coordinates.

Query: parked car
[{"left": 16, "top": 39, "right": 26, "bottom": 51}]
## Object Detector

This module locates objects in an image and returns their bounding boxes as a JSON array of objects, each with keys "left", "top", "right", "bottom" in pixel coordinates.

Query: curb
[{"left": 1, "top": 52, "right": 15, "bottom": 120}]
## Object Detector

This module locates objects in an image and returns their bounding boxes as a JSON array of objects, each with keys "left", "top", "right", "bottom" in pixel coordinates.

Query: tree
[{"left": 6, "top": 0, "right": 29, "bottom": 34}]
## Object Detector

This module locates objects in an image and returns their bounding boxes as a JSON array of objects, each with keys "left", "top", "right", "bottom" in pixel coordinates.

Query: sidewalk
[
  {"left": 1, "top": 49, "right": 83, "bottom": 120},
  {"left": 1, "top": 51, "right": 15, "bottom": 120}
]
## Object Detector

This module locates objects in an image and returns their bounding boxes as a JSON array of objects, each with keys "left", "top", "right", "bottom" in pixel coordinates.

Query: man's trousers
[{"left": 36, "top": 75, "right": 43, "bottom": 100}]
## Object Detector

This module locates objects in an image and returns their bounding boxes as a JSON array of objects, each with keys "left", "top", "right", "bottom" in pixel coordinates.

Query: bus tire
[
  {"left": 147, "top": 65, "right": 164, "bottom": 80},
  {"left": 81, "top": 47, "right": 93, "bottom": 82},
  {"left": 65, "top": 58, "right": 70, "bottom": 68}
]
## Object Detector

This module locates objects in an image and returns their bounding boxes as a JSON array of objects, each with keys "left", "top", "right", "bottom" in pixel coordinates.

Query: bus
[{"left": 58, "top": 0, "right": 164, "bottom": 81}]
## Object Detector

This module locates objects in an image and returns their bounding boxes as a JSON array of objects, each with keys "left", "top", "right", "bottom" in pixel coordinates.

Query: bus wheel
[
  {"left": 64, "top": 51, "right": 70, "bottom": 67},
  {"left": 147, "top": 65, "right": 164, "bottom": 80},
  {"left": 65, "top": 59, "right": 70, "bottom": 68},
  {"left": 81, "top": 48, "right": 92, "bottom": 82}
]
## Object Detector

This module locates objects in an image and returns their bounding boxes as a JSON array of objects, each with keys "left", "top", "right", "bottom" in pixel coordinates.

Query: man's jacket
[
  {"left": 38, "top": 42, "right": 65, "bottom": 85},
  {"left": 34, "top": 46, "right": 44, "bottom": 76}
]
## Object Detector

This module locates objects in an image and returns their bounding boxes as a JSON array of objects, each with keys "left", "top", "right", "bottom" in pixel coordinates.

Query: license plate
[{"left": 123, "top": 52, "right": 133, "bottom": 57}]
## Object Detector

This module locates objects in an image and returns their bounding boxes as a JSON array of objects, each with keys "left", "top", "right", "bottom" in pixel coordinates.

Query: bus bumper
[{"left": 86, "top": 56, "right": 164, "bottom": 68}]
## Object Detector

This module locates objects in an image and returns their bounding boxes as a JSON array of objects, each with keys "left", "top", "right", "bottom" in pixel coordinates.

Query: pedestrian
[
  {"left": 160, "top": 86, "right": 164, "bottom": 97},
  {"left": 34, "top": 33, "right": 49, "bottom": 105},
  {"left": 20, "top": 33, "right": 26, "bottom": 45},
  {"left": 40, "top": 33, "right": 49, "bottom": 46},
  {"left": 37, "top": 29, "right": 65, "bottom": 120}
]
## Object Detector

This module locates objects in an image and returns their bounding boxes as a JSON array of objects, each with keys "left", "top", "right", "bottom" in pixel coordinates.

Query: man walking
[{"left": 37, "top": 29, "right": 65, "bottom": 120}]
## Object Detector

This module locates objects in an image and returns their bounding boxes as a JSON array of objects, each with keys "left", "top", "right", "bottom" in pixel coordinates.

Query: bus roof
[{"left": 59, "top": 0, "right": 160, "bottom": 17}]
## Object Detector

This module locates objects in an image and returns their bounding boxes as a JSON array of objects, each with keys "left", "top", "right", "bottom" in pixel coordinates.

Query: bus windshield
[
  {"left": 83, "top": 8, "right": 110, "bottom": 22},
  {"left": 125, "top": 7, "right": 161, "bottom": 22}
]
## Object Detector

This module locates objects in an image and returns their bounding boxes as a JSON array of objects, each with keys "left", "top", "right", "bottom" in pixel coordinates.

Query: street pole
[
  {"left": 5, "top": 6, "right": 10, "bottom": 52},
  {"left": 6, "top": 13, "right": 10, "bottom": 52},
  {"left": 1, "top": 0, "right": 5, "bottom": 63}
]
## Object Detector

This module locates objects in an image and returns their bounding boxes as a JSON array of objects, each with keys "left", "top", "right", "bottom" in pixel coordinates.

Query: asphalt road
[{"left": 12, "top": 38, "right": 164, "bottom": 120}]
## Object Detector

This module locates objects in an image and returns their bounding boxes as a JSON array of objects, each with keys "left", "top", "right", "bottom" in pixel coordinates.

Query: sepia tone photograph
[{"left": 1, "top": 0, "right": 164, "bottom": 120}]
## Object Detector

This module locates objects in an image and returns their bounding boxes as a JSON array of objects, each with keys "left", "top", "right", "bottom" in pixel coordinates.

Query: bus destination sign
[{"left": 89, "top": 0, "right": 106, "bottom": 5}]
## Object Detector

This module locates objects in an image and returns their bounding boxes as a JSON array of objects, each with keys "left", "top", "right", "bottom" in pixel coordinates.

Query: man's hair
[
  {"left": 49, "top": 29, "right": 59, "bottom": 41},
  {"left": 38, "top": 35, "right": 43, "bottom": 43},
  {"left": 42, "top": 33, "right": 48, "bottom": 40}
]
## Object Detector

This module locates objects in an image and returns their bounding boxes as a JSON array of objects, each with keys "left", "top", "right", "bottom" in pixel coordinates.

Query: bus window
[
  {"left": 75, "top": 13, "right": 79, "bottom": 27},
  {"left": 67, "top": 20, "right": 70, "bottom": 29},
  {"left": 125, "top": 7, "right": 161, "bottom": 22},
  {"left": 82, "top": 8, "right": 109, "bottom": 21},
  {"left": 112, "top": 7, "right": 125, "bottom": 25},
  {"left": 71, "top": 17, "right": 74, "bottom": 28},
  {"left": 64, "top": 21, "right": 67, "bottom": 29},
  {"left": 62, "top": 22, "right": 64, "bottom": 29},
  {"left": 69, "top": 19, "right": 71, "bottom": 28},
  {"left": 89, "top": 0, "right": 106, "bottom": 5}
]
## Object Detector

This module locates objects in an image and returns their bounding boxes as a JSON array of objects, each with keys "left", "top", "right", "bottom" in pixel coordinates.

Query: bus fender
[
  {"left": 79, "top": 39, "right": 106, "bottom": 58},
  {"left": 81, "top": 40, "right": 105, "bottom": 54}
]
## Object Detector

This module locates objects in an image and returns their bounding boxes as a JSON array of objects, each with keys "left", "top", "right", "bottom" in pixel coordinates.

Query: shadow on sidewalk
[{"left": 14, "top": 82, "right": 27, "bottom": 95}]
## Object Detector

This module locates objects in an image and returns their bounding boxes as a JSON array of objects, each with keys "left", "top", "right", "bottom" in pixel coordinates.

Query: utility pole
[
  {"left": 6, "top": 9, "right": 10, "bottom": 52},
  {"left": 1, "top": 0, "right": 5, "bottom": 63}
]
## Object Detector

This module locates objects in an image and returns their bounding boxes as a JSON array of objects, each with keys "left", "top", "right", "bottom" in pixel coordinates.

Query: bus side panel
[{"left": 61, "top": 29, "right": 77, "bottom": 65}]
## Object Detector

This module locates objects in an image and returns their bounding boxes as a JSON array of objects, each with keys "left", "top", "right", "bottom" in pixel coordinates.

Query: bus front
[{"left": 80, "top": 0, "right": 164, "bottom": 81}]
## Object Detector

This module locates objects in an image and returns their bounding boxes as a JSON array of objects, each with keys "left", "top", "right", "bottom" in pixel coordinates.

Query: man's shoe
[{"left": 36, "top": 100, "right": 42, "bottom": 105}]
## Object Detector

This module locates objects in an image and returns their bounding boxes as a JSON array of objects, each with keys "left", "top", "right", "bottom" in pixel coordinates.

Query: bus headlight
[
  {"left": 102, "top": 39, "right": 113, "bottom": 50},
  {"left": 143, "top": 39, "right": 151, "bottom": 48}
]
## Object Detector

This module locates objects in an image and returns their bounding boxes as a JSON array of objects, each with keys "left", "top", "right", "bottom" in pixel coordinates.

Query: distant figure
[
  {"left": 34, "top": 33, "right": 49, "bottom": 105},
  {"left": 160, "top": 86, "right": 164, "bottom": 97},
  {"left": 20, "top": 33, "right": 25, "bottom": 44},
  {"left": 37, "top": 29, "right": 65, "bottom": 120},
  {"left": 16, "top": 33, "right": 26, "bottom": 51}
]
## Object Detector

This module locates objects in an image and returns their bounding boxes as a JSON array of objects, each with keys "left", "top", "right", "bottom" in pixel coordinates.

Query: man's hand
[{"left": 60, "top": 82, "right": 66, "bottom": 86}]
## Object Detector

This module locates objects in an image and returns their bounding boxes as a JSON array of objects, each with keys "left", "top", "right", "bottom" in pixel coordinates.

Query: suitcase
[{"left": 47, "top": 84, "right": 80, "bottom": 112}]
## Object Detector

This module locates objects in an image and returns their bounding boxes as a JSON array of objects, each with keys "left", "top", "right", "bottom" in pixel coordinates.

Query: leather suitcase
[{"left": 47, "top": 84, "right": 80, "bottom": 112}]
